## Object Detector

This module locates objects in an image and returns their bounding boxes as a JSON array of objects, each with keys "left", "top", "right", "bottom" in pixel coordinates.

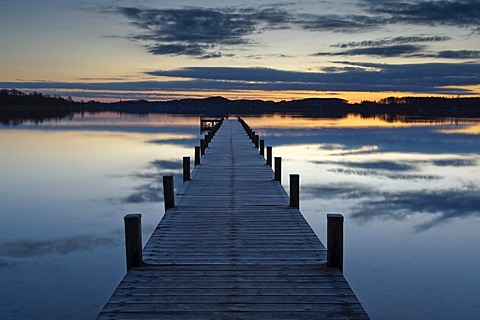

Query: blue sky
[{"left": 0, "top": 0, "right": 479, "bottom": 102}]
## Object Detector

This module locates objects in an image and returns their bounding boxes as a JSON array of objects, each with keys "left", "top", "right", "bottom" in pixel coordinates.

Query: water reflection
[
  {"left": 0, "top": 113, "right": 199, "bottom": 319},
  {"left": 0, "top": 112, "right": 479, "bottom": 320},
  {"left": 245, "top": 115, "right": 480, "bottom": 319},
  {"left": 0, "top": 235, "right": 119, "bottom": 258},
  {"left": 350, "top": 187, "right": 480, "bottom": 232}
]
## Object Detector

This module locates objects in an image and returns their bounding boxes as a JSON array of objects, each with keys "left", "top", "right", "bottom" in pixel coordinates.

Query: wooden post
[
  {"left": 254, "top": 135, "right": 259, "bottom": 149},
  {"left": 163, "top": 175, "right": 175, "bottom": 210},
  {"left": 200, "top": 139, "right": 206, "bottom": 156},
  {"left": 183, "top": 156, "right": 190, "bottom": 182},
  {"left": 327, "top": 214, "right": 344, "bottom": 272},
  {"left": 266, "top": 146, "right": 272, "bottom": 166},
  {"left": 289, "top": 174, "right": 299, "bottom": 208},
  {"left": 260, "top": 139, "right": 265, "bottom": 156},
  {"left": 274, "top": 157, "right": 282, "bottom": 182},
  {"left": 194, "top": 146, "right": 201, "bottom": 166},
  {"left": 124, "top": 214, "right": 142, "bottom": 271}
]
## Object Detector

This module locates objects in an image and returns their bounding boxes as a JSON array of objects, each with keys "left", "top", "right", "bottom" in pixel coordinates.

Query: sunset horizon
[{"left": 1, "top": 1, "right": 479, "bottom": 103}]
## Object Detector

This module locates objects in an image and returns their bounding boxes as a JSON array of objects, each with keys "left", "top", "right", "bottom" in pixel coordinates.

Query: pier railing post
[
  {"left": 200, "top": 139, "right": 206, "bottom": 156},
  {"left": 274, "top": 157, "right": 282, "bottom": 182},
  {"left": 289, "top": 174, "right": 299, "bottom": 208},
  {"left": 124, "top": 214, "right": 142, "bottom": 271},
  {"left": 183, "top": 157, "right": 190, "bottom": 182},
  {"left": 327, "top": 213, "right": 344, "bottom": 272},
  {"left": 163, "top": 175, "right": 175, "bottom": 210},
  {"left": 254, "top": 135, "right": 259, "bottom": 149},
  {"left": 195, "top": 146, "right": 201, "bottom": 166},
  {"left": 266, "top": 146, "right": 272, "bottom": 166},
  {"left": 260, "top": 139, "right": 265, "bottom": 156}
]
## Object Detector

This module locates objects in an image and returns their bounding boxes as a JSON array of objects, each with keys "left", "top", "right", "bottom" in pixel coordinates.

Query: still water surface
[{"left": 0, "top": 113, "right": 479, "bottom": 319}]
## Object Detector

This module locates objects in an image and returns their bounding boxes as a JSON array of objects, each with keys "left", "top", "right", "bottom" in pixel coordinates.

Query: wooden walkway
[{"left": 98, "top": 119, "right": 369, "bottom": 319}]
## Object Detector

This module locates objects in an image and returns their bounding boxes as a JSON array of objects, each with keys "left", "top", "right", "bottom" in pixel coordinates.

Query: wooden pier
[{"left": 98, "top": 119, "right": 369, "bottom": 319}]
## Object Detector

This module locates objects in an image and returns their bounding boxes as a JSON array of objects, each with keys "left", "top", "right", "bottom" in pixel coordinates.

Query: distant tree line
[
  {"left": 1, "top": 89, "right": 479, "bottom": 125},
  {"left": 357, "top": 96, "right": 480, "bottom": 118},
  {"left": 0, "top": 89, "right": 75, "bottom": 107}
]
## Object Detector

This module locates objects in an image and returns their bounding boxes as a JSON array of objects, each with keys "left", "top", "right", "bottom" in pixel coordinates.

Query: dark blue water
[{"left": 1, "top": 113, "right": 479, "bottom": 319}]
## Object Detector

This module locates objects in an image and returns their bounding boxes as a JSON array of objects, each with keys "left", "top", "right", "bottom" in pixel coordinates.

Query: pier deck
[{"left": 98, "top": 119, "right": 369, "bottom": 319}]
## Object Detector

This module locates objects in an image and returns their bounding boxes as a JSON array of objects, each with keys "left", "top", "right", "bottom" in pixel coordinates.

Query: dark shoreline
[{"left": 1, "top": 89, "right": 480, "bottom": 125}]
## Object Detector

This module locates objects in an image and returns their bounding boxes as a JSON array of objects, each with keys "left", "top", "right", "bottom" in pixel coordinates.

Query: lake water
[{"left": 0, "top": 112, "right": 479, "bottom": 319}]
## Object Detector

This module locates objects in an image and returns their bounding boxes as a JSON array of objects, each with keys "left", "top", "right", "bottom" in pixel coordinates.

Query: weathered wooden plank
[
  {"left": 98, "top": 119, "right": 369, "bottom": 320},
  {"left": 101, "top": 302, "right": 368, "bottom": 313},
  {"left": 98, "top": 311, "right": 370, "bottom": 320}
]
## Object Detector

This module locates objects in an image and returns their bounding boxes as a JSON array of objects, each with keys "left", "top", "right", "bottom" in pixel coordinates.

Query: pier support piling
[
  {"left": 200, "top": 139, "right": 206, "bottom": 156},
  {"left": 183, "top": 157, "right": 190, "bottom": 182},
  {"left": 195, "top": 146, "right": 201, "bottom": 166},
  {"left": 274, "top": 157, "right": 282, "bottom": 182},
  {"left": 290, "top": 174, "right": 300, "bottom": 208},
  {"left": 267, "top": 146, "right": 272, "bottom": 166},
  {"left": 327, "top": 214, "right": 344, "bottom": 272},
  {"left": 163, "top": 175, "right": 175, "bottom": 210},
  {"left": 124, "top": 214, "right": 142, "bottom": 271}
]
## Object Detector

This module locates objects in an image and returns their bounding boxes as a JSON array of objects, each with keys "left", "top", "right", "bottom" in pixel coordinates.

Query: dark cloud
[
  {"left": 0, "top": 235, "right": 118, "bottom": 258},
  {"left": 109, "top": 2, "right": 479, "bottom": 59},
  {"left": 116, "top": 6, "right": 292, "bottom": 58},
  {"left": 316, "top": 47, "right": 480, "bottom": 60},
  {"left": 146, "top": 62, "right": 480, "bottom": 93},
  {"left": 436, "top": 50, "right": 480, "bottom": 59},
  {"left": 3, "top": 61, "right": 479, "bottom": 95},
  {"left": 363, "top": 0, "right": 480, "bottom": 28},
  {"left": 112, "top": 5, "right": 394, "bottom": 58},
  {"left": 332, "top": 36, "right": 452, "bottom": 48},
  {"left": 314, "top": 44, "right": 425, "bottom": 57},
  {"left": 297, "top": 14, "right": 382, "bottom": 32}
]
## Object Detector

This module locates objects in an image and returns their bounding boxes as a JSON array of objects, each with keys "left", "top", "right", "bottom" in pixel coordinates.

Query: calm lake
[{"left": 0, "top": 112, "right": 479, "bottom": 319}]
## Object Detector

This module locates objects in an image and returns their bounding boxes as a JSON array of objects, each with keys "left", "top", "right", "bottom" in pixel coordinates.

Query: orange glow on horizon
[
  {"left": 242, "top": 114, "right": 478, "bottom": 129},
  {"left": 34, "top": 88, "right": 478, "bottom": 104}
]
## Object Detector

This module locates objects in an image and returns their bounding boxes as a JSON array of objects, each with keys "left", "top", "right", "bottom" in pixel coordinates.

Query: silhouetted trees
[
  {"left": 1, "top": 89, "right": 479, "bottom": 122},
  {"left": 0, "top": 89, "right": 73, "bottom": 107}
]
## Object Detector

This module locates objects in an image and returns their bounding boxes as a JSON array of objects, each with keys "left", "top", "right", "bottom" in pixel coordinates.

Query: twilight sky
[{"left": 0, "top": 0, "right": 479, "bottom": 102}]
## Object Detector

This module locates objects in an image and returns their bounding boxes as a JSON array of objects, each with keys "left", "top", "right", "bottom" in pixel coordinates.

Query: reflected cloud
[
  {"left": 123, "top": 159, "right": 182, "bottom": 203},
  {"left": 432, "top": 159, "right": 477, "bottom": 167},
  {"left": 439, "top": 125, "right": 480, "bottom": 135},
  {"left": 315, "top": 143, "right": 381, "bottom": 156},
  {"left": 124, "top": 184, "right": 164, "bottom": 204},
  {"left": 149, "top": 160, "right": 183, "bottom": 171},
  {"left": 0, "top": 235, "right": 118, "bottom": 258},
  {"left": 327, "top": 168, "right": 441, "bottom": 181},
  {"left": 315, "top": 160, "right": 416, "bottom": 171},
  {"left": 305, "top": 182, "right": 480, "bottom": 231},
  {"left": 146, "top": 138, "right": 197, "bottom": 147},
  {"left": 351, "top": 188, "right": 480, "bottom": 232},
  {"left": 302, "top": 183, "right": 374, "bottom": 200}
]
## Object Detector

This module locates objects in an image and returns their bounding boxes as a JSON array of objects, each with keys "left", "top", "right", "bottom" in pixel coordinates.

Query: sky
[{"left": 0, "top": 0, "right": 479, "bottom": 102}]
